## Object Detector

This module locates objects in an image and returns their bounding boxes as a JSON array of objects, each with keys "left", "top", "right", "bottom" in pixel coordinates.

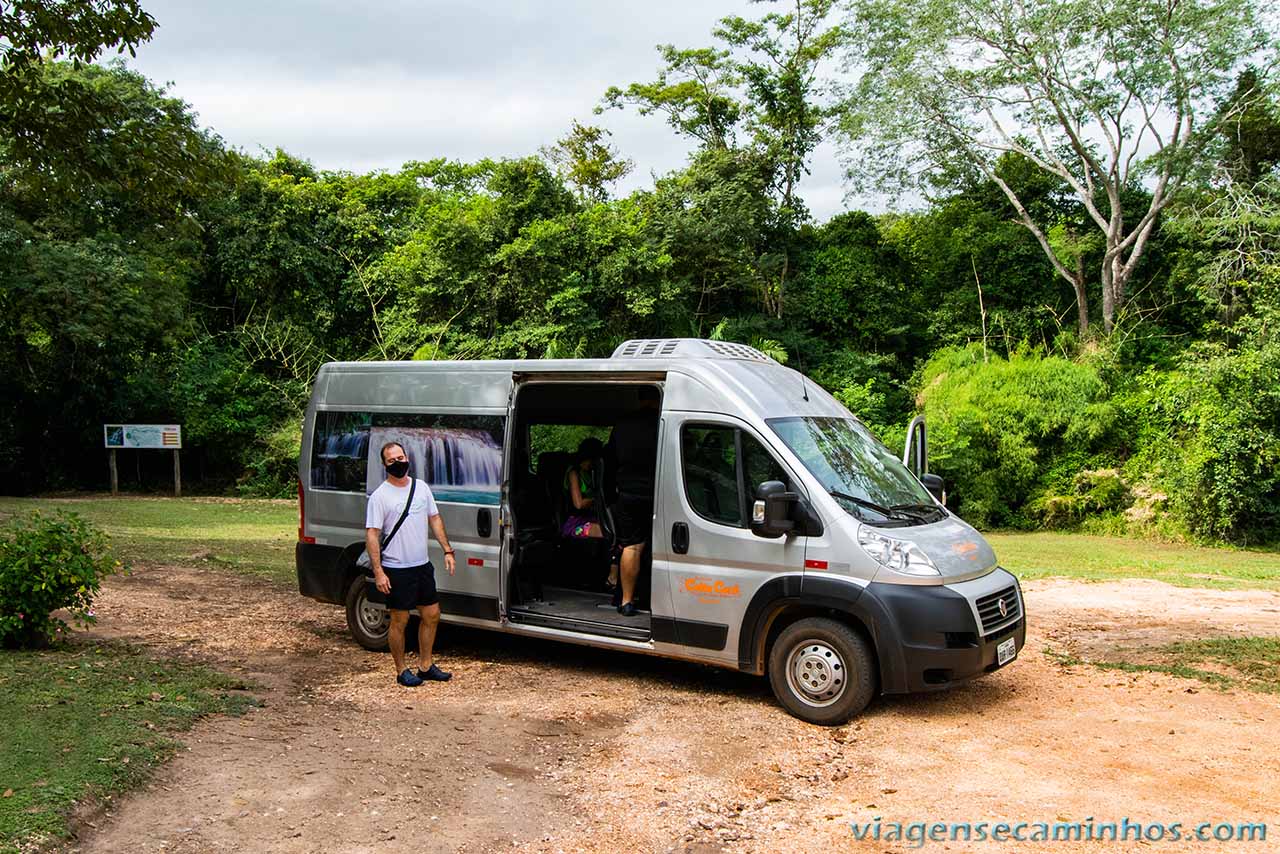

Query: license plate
[{"left": 997, "top": 636, "right": 1017, "bottom": 666}]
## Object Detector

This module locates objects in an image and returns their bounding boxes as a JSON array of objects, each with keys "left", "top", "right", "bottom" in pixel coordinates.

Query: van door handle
[
  {"left": 671, "top": 522, "right": 689, "bottom": 555},
  {"left": 477, "top": 508, "right": 492, "bottom": 538}
]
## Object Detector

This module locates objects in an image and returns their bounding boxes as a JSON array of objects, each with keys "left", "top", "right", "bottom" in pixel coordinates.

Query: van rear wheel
[
  {"left": 768, "top": 617, "right": 875, "bottom": 725},
  {"left": 345, "top": 575, "right": 390, "bottom": 651}
]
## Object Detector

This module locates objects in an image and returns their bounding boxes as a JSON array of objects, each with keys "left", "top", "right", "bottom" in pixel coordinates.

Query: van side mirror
[
  {"left": 921, "top": 473, "right": 946, "bottom": 504},
  {"left": 751, "top": 480, "right": 797, "bottom": 539},
  {"left": 903, "top": 415, "right": 927, "bottom": 477}
]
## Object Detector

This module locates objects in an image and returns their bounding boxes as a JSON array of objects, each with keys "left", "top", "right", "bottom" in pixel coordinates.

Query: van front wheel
[
  {"left": 768, "top": 617, "right": 876, "bottom": 725},
  {"left": 345, "top": 575, "right": 390, "bottom": 651}
]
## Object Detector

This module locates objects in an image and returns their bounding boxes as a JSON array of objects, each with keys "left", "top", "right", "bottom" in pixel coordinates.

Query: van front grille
[{"left": 975, "top": 585, "right": 1021, "bottom": 635}]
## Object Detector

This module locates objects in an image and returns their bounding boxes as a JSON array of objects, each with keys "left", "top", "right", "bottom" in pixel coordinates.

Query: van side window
[
  {"left": 682, "top": 426, "right": 742, "bottom": 526},
  {"left": 311, "top": 411, "right": 371, "bottom": 492},
  {"left": 367, "top": 413, "right": 505, "bottom": 504},
  {"left": 681, "top": 425, "right": 793, "bottom": 528},
  {"left": 742, "top": 432, "right": 790, "bottom": 496}
]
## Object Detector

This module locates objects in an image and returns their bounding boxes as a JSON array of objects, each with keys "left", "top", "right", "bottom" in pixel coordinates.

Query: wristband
[{"left": 443, "top": 549, "right": 455, "bottom": 555}]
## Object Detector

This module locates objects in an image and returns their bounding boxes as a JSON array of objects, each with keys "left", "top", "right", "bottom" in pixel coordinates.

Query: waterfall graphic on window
[
  {"left": 366, "top": 414, "right": 504, "bottom": 505},
  {"left": 310, "top": 411, "right": 372, "bottom": 492}
]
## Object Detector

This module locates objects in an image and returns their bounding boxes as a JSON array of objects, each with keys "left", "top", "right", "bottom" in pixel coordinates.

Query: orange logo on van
[{"left": 684, "top": 577, "right": 740, "bottom": 600}]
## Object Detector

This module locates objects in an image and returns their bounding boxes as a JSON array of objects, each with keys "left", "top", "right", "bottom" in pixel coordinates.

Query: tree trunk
[
  {"left": 1101, "top": 259, "right": 1116, "bottom": 334},
  {"left": 774, "top": 250, "right": 788, "bottom": 319},
  {"left": 1073, "top": 251, "right": 1089, "bottom": 337}
]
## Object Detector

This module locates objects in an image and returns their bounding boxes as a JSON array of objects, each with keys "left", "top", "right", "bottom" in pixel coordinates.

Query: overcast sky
[{"left": 124, "top": 0, "right": 854, "bottom": 221}]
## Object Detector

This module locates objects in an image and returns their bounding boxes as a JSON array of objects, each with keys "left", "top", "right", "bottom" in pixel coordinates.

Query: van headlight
[{"left": 856, "top": 524, "right": 939, "bottom": 576}]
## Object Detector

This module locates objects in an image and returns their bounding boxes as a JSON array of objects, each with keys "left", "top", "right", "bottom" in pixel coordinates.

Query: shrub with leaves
[
  {"left": 0, "top": 510, "right": 125, "bottom": 648},
  {"left": 916, "top": 344, "right": 1118, "bottom": 528},
  {"left": 1129, "top": 339, "right": 1280, "bottom": 543},
  {"left": 1029, "top": 468, "right": 1131, "bottom": 528}
]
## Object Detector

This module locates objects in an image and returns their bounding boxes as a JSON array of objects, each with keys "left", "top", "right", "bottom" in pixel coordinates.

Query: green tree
[
  {"left": 717, "top": 0, "right": 843, "bottom": 315},
  {"left": 1217, "top": 68, "right": 1280, "bottom": 185},
  {"left": 601, "top": 46, "right": 743, "bottom": 150},
  {"left": 541, "top": 120, "right": 633, "bottom": 203},
  {"left": 0, "top": 62, "right": 225, "bottom": 492},
  {"left": 605, "top": 1, "right": 842, "bottom": 317},
  {"left": 1, "top": 0, "right": 157, "bottom": 173},
  {"left": 645, "top": 148, "right": 777, "bottom": 333},
  {"left": 839, "top": 0, "right": 1277, "bottom": 334}
]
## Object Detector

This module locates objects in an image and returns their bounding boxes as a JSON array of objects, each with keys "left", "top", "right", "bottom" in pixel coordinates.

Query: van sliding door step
[{"left": 508, "top": 609, "right": 651, "bottom": 642}]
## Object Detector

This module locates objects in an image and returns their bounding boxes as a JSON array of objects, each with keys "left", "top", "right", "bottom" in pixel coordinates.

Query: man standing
[
  {"left": 366, "top": 441, "right": 458, "bottom": 686},
  {"left": 609, "top": 387, "right": 660, "bottom": 617}
]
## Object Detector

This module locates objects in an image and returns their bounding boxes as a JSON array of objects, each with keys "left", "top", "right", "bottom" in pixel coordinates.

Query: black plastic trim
[
  {"left": 735, "top": 573, "right": 1028, "bottom": 695},
  {"left": 737, "top": 574, "right": 822, "bottom": 671},
  {"left": 296, "top": 541, "right": 349, "bottom": 604},
  {"left": 859, "top": 569, "right": 1027, "bottom": 693},
  {"left": 651, "top": 616, "right": 728, "bottom": 650},
  {"left": 439, "top": 591, "right": 501, "bottom": 621}
]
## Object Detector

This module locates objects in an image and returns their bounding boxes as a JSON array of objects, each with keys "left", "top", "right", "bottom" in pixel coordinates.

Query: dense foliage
[
  {"left": 0, "top": 511, "right": 123, "bottom": 647},
  {"left": 0, "top": 0, "right": 1277, "bottom": 542}
]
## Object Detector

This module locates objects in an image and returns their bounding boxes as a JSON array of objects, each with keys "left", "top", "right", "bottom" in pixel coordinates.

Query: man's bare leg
[
  {"left": 619, "top": 542, "right": 644, "bottom": 605},
  {"left": 388, "top": 609, "right": 410, "bottom": 673},
  {"left": 417, "top": 603, "right": 441, "bottom": 670}
]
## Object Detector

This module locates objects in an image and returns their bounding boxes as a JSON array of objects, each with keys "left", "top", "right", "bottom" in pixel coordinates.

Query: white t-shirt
[{"left": 364, "top": 478, "right": 439, "bottom": 569}]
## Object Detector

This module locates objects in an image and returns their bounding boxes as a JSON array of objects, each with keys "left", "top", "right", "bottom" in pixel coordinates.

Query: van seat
[{"left": 537, "top": 451, "right": 575, "bottom": 528}]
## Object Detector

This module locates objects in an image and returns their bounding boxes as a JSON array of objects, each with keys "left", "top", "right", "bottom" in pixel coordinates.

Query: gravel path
[{"left": 70, "top": 566, "right": 1280, "bottom": 853}]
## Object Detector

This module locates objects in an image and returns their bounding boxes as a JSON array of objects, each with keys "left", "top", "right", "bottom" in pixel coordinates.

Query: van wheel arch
[
  {"left": 761, "top": 604, "right": 878, "bottom": 686},
  {"left": 767, "top": 616, "right": 878, "bottom": 724}
]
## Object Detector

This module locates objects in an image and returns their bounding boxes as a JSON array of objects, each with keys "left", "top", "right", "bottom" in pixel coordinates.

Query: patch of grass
[
  {"left": 1043, "top": 637, "right": 1280, "bottom": 694},
  {"left": 0, "top": 496, "right": 296, "bottom": 584},
  {"left": 988, "top": 532, "right": 1280, "bottom": 590},
  {"left": 0, "top": 641, "right": 256, "bottom": 852},
  {"left": 1090, "top": 658, "right": 1236, "bottom": 690},
  {"left": 1163, "top": 636, "right": 1280, "bottom": 694}
]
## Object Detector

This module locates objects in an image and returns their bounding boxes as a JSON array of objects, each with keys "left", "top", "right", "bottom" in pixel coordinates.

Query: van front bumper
[{"left": 863, "top": 568, "right": 1025, "bottom": 694}]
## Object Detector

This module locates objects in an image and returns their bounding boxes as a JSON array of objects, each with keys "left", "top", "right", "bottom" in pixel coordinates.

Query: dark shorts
[
  {"left": 611, "top": 492, "right": 653, "bottom": 547},
  {"left": 383, "top": 562, "right": 438, "bottom": 610}
]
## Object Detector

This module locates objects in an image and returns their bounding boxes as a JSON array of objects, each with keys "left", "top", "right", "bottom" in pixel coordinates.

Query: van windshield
[{"left": 767, "top": 417, "right": 941, "bottom": 526}]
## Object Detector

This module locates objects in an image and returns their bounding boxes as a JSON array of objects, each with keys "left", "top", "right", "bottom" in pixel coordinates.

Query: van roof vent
[{"left": 611, "top": 338, "right": 774, "bottom": 363}]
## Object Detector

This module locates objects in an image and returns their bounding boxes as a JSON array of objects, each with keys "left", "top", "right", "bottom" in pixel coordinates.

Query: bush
[
  {"left": 1127, "top": 339, "right": 1280, "bottom": 543},
  {"left": 1028, "top": 468, "right": 1131, "bottom": 528},
  {"left": 916, "top": 344, "right": 1117, "bottom": 528},
  {"left": 0, "top": 511, "right": 124, "bottom": 648},
  {"left": 236, "top": 418, "right": 303, "bottom": 498}
]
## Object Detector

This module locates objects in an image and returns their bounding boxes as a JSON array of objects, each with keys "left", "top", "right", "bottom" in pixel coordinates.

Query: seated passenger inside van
[
  {"left": 561, "top": 438, "right": 606, "bottom": 540},
  {"left": 562, "top": 438, "right": 622, "bottom": 591}
]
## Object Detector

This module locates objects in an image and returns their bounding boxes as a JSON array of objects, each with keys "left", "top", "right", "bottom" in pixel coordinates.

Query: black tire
[
  {"left": 767, "top": 617, "right": 876, "bottom": 726},
  {"left": 344, "top": 574, "right": 390, "bottom": 651}
]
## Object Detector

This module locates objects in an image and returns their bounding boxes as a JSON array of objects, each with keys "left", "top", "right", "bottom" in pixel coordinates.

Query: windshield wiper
[
  {"left": 828, "top": 488, "right": 919, "bottom": 522},
  {"left": 891, "top": 501, "right": 946, "bottom": 520}
]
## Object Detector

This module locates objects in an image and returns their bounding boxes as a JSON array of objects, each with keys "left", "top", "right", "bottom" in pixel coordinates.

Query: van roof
[{"left": 312, "top": 339, "right": 850, "bottom": 421}]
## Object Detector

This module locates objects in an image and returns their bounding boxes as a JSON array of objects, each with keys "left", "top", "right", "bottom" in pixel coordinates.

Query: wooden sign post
[{"left": 104, "top": 424, "right": 183, "bottom": 496}]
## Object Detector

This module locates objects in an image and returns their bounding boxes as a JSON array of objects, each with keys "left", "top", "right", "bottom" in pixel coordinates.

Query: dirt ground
[{"left": 67, "top": 566, "right": 1280, "bottom": 854}]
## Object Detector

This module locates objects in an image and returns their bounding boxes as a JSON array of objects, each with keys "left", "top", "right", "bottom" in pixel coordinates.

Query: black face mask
[{"left": 385, "top": 459, "right": 410, "bottom": 478}]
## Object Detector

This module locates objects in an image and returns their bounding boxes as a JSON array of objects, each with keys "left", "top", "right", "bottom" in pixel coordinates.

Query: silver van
[{"left": 295, "top": 338, "right": 1025, "bottom": 725}]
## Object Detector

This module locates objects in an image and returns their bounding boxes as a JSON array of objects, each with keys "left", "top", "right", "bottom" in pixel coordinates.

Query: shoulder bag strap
[{"left": 380, "top": 477, "right": 417, "bottom": 551}]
